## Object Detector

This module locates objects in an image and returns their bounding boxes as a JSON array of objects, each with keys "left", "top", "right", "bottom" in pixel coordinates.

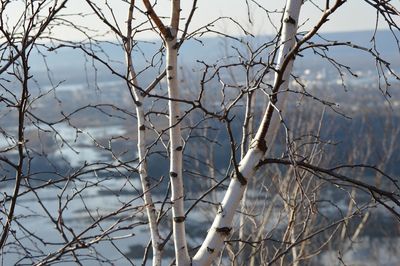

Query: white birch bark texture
[
  {"left": 166, "top": 37, "right": 191, "bottom": 265},
  {"left": 166, "top": 1, "right": 191, "bottom": 265},
  {"left": 141, "top": 1, "right": 190, "bottom": 264},
  {"left": 192, "top": 1, "right": 303, "bottom": 265},
  {"left": 125, "top": 2, "right": 163, "bottom": 265},
  {"left": 132, "top": 82, "right": 163, "bottom": 266}
]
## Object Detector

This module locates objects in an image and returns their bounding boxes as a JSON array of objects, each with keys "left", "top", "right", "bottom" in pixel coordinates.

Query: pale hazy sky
[{"left": 8, "top": 0, "right": 400, "bottom": 41}]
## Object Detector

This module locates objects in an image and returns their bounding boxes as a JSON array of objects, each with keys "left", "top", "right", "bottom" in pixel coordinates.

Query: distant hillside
[
  {"left": 29, "top": 30, "right": 399, "bottom": 81},
  {"left": 178, "top": 30, "right": 399, "bottom": 69}
]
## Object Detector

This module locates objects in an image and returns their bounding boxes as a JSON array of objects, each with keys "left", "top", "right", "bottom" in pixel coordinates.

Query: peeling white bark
[{"left": 192, "top": 1, "right": 302, "bottom": 265}]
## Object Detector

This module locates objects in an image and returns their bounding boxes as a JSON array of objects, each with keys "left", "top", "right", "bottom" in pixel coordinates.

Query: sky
[{"left": 5, "top": 0, "right": 399, "bottom": 41}]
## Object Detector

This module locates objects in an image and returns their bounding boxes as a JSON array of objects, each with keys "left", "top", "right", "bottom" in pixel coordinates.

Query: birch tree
[
  {"left": 124, "top": 2, "right": 163, "bottom": 264},
  {"left": 1, "top": 0, "right": 400, "bottom": 265},
  {"left": 193, "top": 0, "right": 400, "bottom": 264},
  {"left": 141, "top": 0, "right": 191, "bottom": 264},
  {"left": 192, "top": 0, "right": 303, "bottom": 263}
]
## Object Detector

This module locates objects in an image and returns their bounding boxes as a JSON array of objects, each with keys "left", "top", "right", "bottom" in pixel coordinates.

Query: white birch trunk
[
  {"left": 192, "top": 1, "right": 302, "bottom": 264},
  {"left": 134, "top": 88, "right": 165, "bottom": 266},
  {"left": 166, "top": 36, "right": 191, "bottom": 265},
  {"left": 166, "top": 1, "right": 190, "bottom": 263},
  {"left": 141, "top": 0, "right": 190, "bottom": 264},
  {"left": 125, "top": 2, "right": 163, "bottom": 264},
  {"left": 127, "top": 53, "right": 163, "bottom": 266},
  {"left": 134, "top": 91, "right": 163, "bottom": 266}
]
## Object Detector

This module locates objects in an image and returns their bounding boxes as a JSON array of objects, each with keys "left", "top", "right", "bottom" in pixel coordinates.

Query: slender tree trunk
[
  {"left": 0, "top": 50, "right": 29, "bottom": 250},
  {"left": 166, "top": 1, "right": 190, "bottom": 264},
  {"left": 141, "top": 1, "right": 190, "bottom": 264},
  {"left": 125, "top": 2, "right": 162, "bottom": 265},
  {"left": 279, "top": 182, "right": 300, "bottom": 266},
  {"left": 0, "top": 0, "right": 69, "bottom": 250},
  {"left": 130, "top": 80, "right": 163, "bottom": 266},
  {"left": 192, "top": 1, "right": 302, "bottom": 264},
  {"left": 166, "top": 35, "right": 191, "bottom": 266},
  {"left": 237, "top": 89, "right": 255, "bottom": 263}
]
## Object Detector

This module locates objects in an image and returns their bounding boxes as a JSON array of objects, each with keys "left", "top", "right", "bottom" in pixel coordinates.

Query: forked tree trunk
[
  {"left": 142, "top": 0, "right": 190, "bottom": 264},
  {"left": 192, "top": 0, "right": 303, "bottom": 264},
  {"left": 166, "top": 1, "right": 191, "bottom": 264}
]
